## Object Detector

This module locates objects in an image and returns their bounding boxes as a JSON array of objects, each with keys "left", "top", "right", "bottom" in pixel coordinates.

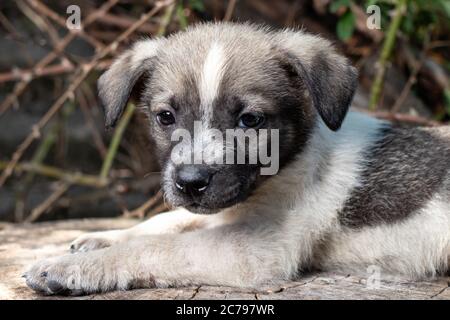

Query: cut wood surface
[{"left": 0, "top": 218, "right": 449, "bottom": 300}]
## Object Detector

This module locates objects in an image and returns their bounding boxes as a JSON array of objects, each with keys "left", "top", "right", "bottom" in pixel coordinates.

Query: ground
[{"left": 0, "top": 218, "right": 449, "bottom": 300}]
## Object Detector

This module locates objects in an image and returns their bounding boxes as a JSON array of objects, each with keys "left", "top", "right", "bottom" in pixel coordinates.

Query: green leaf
[
  {"left": 401, "top": 14, "right": 414, "bottom": 34},
  {"left": 439, "top": 0, "right": 450, "bottom": 18},
  {"left": 176, "top": 4, "right": 188, "bottom": 30},
  {"left": 365, "top": 0, "right": 378, "bottom": 7},
  {"left": 189, "top": 0, "right": 205, "bottom": 12},
  {"left": 330, "top": 0, "right": 350, "bottom": 13},
  {"left": 336, "top": 11, "right": 356, "bottom": 40},
  {"left": 444, "top": 88, "right": 450, "bottom": 116}
]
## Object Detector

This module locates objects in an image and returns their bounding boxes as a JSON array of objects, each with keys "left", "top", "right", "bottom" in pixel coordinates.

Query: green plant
[
  {"left": 329, "top": 0, "right": 356, "bottom": 41},
  {"left": 330, "top": 0, "right": 450, "bottom": 43},
  {"left": 368, "top": 0, "right": 450, "bottom": 42},
  {"left": 176, "top": 0, "right": 205, "bottom": 31},
  {"left": 444, "top": 88, "right": 450, "bottom": 117},
  {"left": 329, "top": 0, "right": 450, "bottom": 112}
]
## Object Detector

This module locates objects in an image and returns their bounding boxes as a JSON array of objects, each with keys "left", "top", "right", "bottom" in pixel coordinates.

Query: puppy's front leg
[
  {"left": 70, "top": 208, "right": 211, "bottom": 252},
  {"left": 25, "top": 223, "right": 298, "bottom": 295}
]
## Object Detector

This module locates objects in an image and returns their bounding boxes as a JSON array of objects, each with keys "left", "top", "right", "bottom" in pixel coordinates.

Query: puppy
[{"left": 24, "top": 23, "right": 450, "bottom": 295}]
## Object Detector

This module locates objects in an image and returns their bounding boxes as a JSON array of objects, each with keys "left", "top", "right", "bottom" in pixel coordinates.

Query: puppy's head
[{"left": 98, "top": 23, "right": 357, "bottom": 213}]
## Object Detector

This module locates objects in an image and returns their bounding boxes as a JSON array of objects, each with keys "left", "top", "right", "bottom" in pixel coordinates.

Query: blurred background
[{"left": 0, "top": 0, "right": 449, "bottom": 223}]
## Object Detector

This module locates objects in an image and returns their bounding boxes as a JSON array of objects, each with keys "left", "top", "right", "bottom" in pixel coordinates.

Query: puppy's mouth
[
  {"left": 185, "top": 195, "right": 244, "bottom": 214},
  {"left": 184, "top": 203, "right": 221, "bottom": 214},
  {"left": 170, "top": 183, "right": 251, "bottom": 214}
]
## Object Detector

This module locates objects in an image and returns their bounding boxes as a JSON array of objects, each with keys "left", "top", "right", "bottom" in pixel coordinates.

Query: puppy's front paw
[
  {"left": 23, "top": 251, "right": 120, "bottom": 296},
  {"left": 70, "top": 230, "right": 124, "bottom": 253}
]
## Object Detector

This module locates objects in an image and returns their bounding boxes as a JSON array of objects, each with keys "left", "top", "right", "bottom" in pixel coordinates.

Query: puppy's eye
[
  {"left": 157, "top": 111, "right": 175, "bottom": 126},
  {"left": 238, "top": 113, "right": 265, "bottom": 129}
]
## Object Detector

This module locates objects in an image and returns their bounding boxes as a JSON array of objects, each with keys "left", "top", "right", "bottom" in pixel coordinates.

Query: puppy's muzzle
[{"left": 175, "top": 165, "right": 212, "bottom": 197}]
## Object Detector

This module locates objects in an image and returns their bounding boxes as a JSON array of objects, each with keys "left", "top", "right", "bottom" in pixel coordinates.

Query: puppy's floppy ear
[
  {"left": 97, "top": 39, "right": 164, "bottom": 128},
  {"left": 276, "top": 31, "right": 358, "bottom": 131}
]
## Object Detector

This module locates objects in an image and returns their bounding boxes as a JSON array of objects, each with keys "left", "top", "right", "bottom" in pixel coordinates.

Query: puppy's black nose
[{"left": 175, "top": 165, "right": 211, "bottom": 196}]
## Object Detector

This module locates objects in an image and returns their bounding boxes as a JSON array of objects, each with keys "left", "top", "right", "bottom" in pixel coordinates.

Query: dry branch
[
  {"left": 25, "top": 182, "right": 70, "bottom": 222},
  {"left": 0, "top": 0, "right": 174, "bottom": 187},
  {"left": 368, "top": 111, "right": 441, "bottom": 127},
  {"left": 95, "top": 12, "right": 157, "bottom": 34},
  {"left": 100, "top": 103, "right": 137, "bottom": 179},
  {"left": 0, "top": 0, "right": 119, "bottom": 116},
  {"left": 0, "top": 11, "right": 21, "bottom": 39},
  {"left": 16, "top": 0, "right": 60, "bottom": 47},
  {"left": 156, "top": 1, "right": 176, "bottom": 36},
  {"left": 224, "top": 0, "right": 237, "bottom": 21},
  {"left": 0, "top": 161, "right": 108, "bottom": 188},
  {"left": 76, "top": 89, "right": 108, "bottom": 158},
  {"left": 368, "top": 0, "right": 407, "bottom": 110},
  {"left": 100, "top": 1, "right": 176, "bottom": 180},
  {"left": 349, "top": 2, "right": 383, "bottom": 43},
  {"left": 14, "top": 120, "right": 59, "bottom": 222},
  {"left": 391, "top": 54, "right": 426, "bottom": 114},
  {"left": 0, "top": 59, "right": 112, "bottom": 83},
  {"left": 147, "top": 202, "right": 170, "bottom": 217},
  {"left": 26, "top": 0, "right": 105, "bottom": 50},
  {"left": 125, "top": 191, "right": 163, "bottom": 218}
]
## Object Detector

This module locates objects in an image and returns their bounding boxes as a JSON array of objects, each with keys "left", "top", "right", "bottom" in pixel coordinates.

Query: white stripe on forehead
[{"left": 199, "top": 42, "right": 226, "bottom": 124}]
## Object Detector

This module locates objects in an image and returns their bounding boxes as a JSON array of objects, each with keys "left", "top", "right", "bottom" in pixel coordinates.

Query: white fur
[
  {"left": 26, "top": 24, "right": 450, "bottom": 295},
  {"left": 321, "top": 194, "right": 450, "bottom": 277},
  {"left": 130, "top": 39, "right": 163, "bottom": 67},
  {"left": 26, "top": 112, "right": 450, "bottom": 294},
  {"left": 199, "top": 42, "right": 226, "bottom": 124},
  {"left": 230, "top": 112, "right": 388, "bottom": 274}
]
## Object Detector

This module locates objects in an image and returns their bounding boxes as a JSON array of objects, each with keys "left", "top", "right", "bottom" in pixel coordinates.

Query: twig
[
  {"left": 157, "top": 1, "right": 176, "bottom": 36},
  {"left": 0, "top": 68, "right": 95, "bottom": 186},
  {"left": 427, "top": 40, "right": 450, "bottom": 50},
  {"left": 0, "top": 1, "right": 173, "bottom": 187},
  {"left": 99, "top": 2, "right": 176, "bottom": 218},
  {"left": 349, "top": 2, "right": 383, "bottom": 43},
  {"left": 390, "top": 33, "right": 439, "bottom": 114},
  {"left": 368, "top": 0, "right": 407, "bottom": 110},
  {"left": 367, "top": 111, "right": 441, "bottom": 127},
  {"left": 100, "top": 1, "right": 176, "bottom": 180},
  {"left": 147, "top": 202, "right": 170, "bottom": 217},
  {"left": 0, "top": 11, "right": 22, "bottom": 39},
  {"left": 25, "top": 182, "right": 70, "bottom": 223},
  {"left": 57, "top": 188, "right": 112, "bottom": 208},
  {"left": 16, "top": 0, "right": 60, "bottom": 46},
  {"left": 86, "top": 30, "right": 121, "bottom": 43},
  {"left": 391, "top": 56, "right": 427, "bottom": 114},
  {"left": 0, "top": 59, "right": 112, "bottom": 83},
  {"left": 0, "top": 161, "right": 108, "bottom": 187},
  {"left": 0, "top": 0, "right": 119, "bottom": 116},
  {"left": 284, "top": 0, "right": 300, "bottom": 27},
  {"left": 26, "top": 0, "right": 105, "bottom": 50},
  {"left": 124, "top": 191, "right": 163, "bottom": 218},
  {"left": 14, "top": 119, "right": 59, "bottom": 222},
  {"left": 0, "top": 60, "right": 73, "bottom": 83},
  {"left": 76, "top": 89, "right": 107, "bottom": 158},
  {"left": 100, "top": 103, "right": 136, "bottom": 179},
  {"left": 95, "top": 12, "right": 157, "bottom": 35},
  {"left": 109, "top": 187, "right": 130, "bottom": 216},
  {"left": 224, "top": 0, "right": 237, "bottom": 21}
]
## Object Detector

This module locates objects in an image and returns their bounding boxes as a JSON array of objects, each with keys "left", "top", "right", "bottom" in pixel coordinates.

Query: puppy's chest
[{"left": 337, "top": 126, "right": 450, "bottom": 229}]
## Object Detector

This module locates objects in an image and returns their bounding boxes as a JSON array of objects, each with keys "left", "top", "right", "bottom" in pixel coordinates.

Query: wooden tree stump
[{"left": 0, "top": 218, "right": 449, "bottom": 300}]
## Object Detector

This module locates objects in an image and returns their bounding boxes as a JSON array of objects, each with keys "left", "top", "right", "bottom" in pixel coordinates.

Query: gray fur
[
  {"left": 24, "top": 22, "right": 450, "bottom": 296},
  {"left": 121, "top": 22, "right": 357, "bottom": 213},
  {"left": 340, "top": 125, "right": 450, "bottom": 228}
]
